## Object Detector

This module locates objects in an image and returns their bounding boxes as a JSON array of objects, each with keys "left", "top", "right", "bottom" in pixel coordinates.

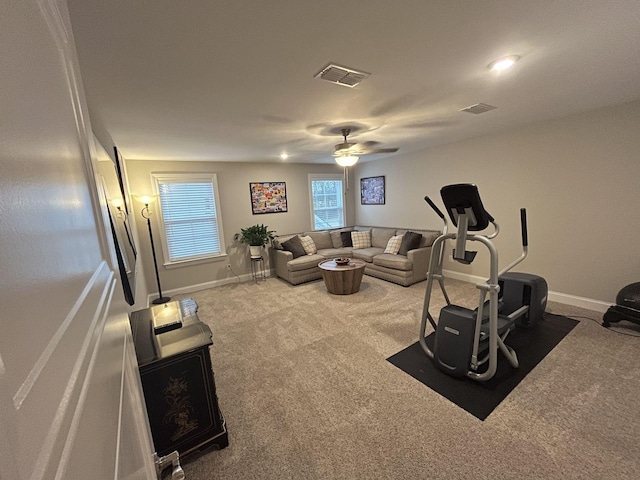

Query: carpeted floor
[{"left": 174, "top": 275, "right": 640, "bottom": 479}]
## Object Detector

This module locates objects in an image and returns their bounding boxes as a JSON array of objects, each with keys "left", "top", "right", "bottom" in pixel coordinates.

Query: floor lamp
[{"left": 135, "top": 195, "right": 171, "bottom": 305}]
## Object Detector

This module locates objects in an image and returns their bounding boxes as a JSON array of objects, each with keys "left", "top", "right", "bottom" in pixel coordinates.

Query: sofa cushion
[
  {"left": 330, "top": 230, "right": 342, "bottom": 248},
  {"left": 317, "top": 247, "right": 353, "bottom": 258},
  {"left": 373, "top": 253, "right": 413, "bottom": 271},
  {"left": 304, "top": 230, "right": 333, "bottom": 250},
  {"left": 398, "top": 231, "right": 422, "bottom": 256},
  {"left": 351, "top": 230, "right": 371, "bottom": 249},
  {"left": 331, "top": 228, "right": 352, "bottom": 248},
  {"left": 396, "top": 229, "right": 439, "bottom": 247},
  {"left": 384, "top": 235, "right": 403, "bottom": 254},
  {"left": 340, "top": 231, "right": 353, "bottom": 247},
  {"left": 287, "top": 253, "right": 325, "bottom": 272},
  {"left": 281, "top": 235, "right": 306, "bottom": 259},
  {"left": 299, "top": 235, "right": 317, "bottom": 255},
  {"left": 272, "top": 234, "right": 296, "bottom": 250},
  {"left": 420, "top": 230, "right": 440, "bottom": 247},
  {"left": 371, "top": 227, "right": 397, "bottom": 248},
  {"left": 352, "top": 247, "right": 384, "bottom": 263}
]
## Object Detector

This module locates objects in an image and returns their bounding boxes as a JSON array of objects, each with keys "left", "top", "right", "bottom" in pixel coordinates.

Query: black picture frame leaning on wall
[
  {"left": 360, "top": 176, "right": 385, "bottom": 205},
  {"left": 249, "top": 181, "right": 288, "bottom": 214},
  {"left": 105, "top": 144, "right": 137, "bottom": 305},
  {"left": 113, "top": 146, "right": 129, "bottom": 215}
]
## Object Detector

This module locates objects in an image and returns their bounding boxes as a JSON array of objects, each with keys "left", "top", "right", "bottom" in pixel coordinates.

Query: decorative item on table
[
  {"left": 234, "top": 224, "right": 276, "bottom": 258},
  {"left": 151, "top": 301, "right": 183, "bottom": 335},
  {"left": 334, "top": 257, "right": 350, "bottom": 265}
]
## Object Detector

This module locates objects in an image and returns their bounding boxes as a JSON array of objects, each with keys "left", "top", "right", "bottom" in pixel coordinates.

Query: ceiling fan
[{"left": 333, "top": 128, "right": 399, "bottom": 166}]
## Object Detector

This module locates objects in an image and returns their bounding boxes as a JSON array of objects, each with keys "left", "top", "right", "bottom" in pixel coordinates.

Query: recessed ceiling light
[
  {"left": 280, "top": 153, "right": 289, "bottom": 160},
  {"left": 488, "top": 55, "right": 520, "bottom": 72}
]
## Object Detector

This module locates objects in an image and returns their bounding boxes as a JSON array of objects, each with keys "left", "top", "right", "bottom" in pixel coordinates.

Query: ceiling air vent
[
  {"left": 460, "top": 103, "right": 497, "bottom": 114},
  {"left": 314, "top": 63, "right": 371, "bottom": 88}
]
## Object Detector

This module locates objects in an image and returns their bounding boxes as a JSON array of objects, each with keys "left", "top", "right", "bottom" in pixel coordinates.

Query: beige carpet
[{"left": 174, "top": 275, "right": 640, "bottom": 479}]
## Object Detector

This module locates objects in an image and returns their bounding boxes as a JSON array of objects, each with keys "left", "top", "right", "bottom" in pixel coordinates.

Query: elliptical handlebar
[
  {"left": 520, "top": 208, "right": 528, "bottom": 247},
  {"left": 425, "top": 195, "right": 448, "bottom": 235},
  {"left": 497, "top": 207, "right": 529, "bottom": 278},
  {"left": 424, "top": 196, "right": 445, "bottom": 220}
]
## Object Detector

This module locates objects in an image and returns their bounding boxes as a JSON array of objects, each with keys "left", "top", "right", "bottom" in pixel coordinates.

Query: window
[
  {"left": 309, "top": 174, "right": 345, "bottom": 230},
  {"left": 152, "top": 173, "right": 225, "bottom": 264}
]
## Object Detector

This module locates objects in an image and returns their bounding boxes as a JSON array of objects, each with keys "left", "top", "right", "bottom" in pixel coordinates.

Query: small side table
[{"left": 250, "top": 256, "right": 266, "bottom": 282}]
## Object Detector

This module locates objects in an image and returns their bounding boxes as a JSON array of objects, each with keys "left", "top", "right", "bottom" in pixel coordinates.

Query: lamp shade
[
  {"left": 133, "top": 194, "right": 158, "bottom": 205},
  {"left": 335, "top": 154, "right": 359, "bottom": 167},
  {"left": 111, "top": 198, "right": 124, "bottom": 209}
]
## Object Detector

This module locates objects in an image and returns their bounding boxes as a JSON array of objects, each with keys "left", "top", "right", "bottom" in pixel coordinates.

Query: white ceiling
[{"left": 67, "top": 0, "right": 640, "bottom": 164}]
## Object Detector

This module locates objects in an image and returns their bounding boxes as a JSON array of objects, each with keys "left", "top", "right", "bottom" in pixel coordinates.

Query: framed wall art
[
  {"left": 360, "top": 176, "right": 385, "bottom": 205},
  {"left": 250, "top": 181, "right": 288, "bottom": 214}
]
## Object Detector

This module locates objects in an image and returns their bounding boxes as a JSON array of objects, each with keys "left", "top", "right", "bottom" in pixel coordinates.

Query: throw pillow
[
  {"left": 281, "top": 235, "right": 306, "bottom": 259},
  {"left": 305, "top": 231, "right": 333, "bottom": 250},
  {"left": 299, "top": 235, "right": 317, "bottom": 255},
  {"left": 384, "top": 235, "right": 403, "bottom": 254},
  {"left": 351, "top": 230, "right": 371, "bottom": 249},
  {"left": 340, "top": 231, "right": 353, "bottom": 247},
  {"left": 330, "top": 230, "right": 343, "bottom": 248},
  {"left": 398, "top": 231, "right": 422, "bottom": 256}
]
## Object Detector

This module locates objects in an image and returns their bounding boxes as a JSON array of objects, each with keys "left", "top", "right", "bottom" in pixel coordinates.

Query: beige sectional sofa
[{"left": 271, "top": 226, "right": 440, "bottom": 287}]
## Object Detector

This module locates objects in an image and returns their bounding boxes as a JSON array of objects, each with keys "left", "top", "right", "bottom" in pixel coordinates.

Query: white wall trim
[
  {"left": 151, "top": 268, "right": 611, "bottom": 314},
  {"left": 146, "top": 270, "right": 273, "bottom": 305},
  {"left": 442, "top": 269, "right": 611, "bottom": 313},
  {"left": 54, "top": 279, "right": 116, "bottom": 480},
  {"left": 33, "top": 267, "right": 115, "bottom": 480},
  {"left": 13, "top": 261, "right": 109, "bottom": 410}
]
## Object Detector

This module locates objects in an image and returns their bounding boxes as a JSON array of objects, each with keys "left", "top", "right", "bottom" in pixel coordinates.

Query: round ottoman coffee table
[{"left": 318, "top": 259, "right": 366, "bottom": 295}]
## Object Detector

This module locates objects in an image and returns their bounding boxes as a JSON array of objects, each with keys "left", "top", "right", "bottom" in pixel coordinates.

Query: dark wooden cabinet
[{"left": 130, "top": 298, "right": 228, "bottom": 458}]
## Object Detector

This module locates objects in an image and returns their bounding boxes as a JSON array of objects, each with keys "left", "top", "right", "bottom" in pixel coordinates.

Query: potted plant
[{"left": 233, "top": 224, "right": 276, "bottom": 258}]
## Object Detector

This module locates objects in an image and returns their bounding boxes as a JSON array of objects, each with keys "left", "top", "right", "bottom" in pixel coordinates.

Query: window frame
[
  {"left": 151, "top": 172, "right": 225, "bottom": 266},
  {"left": 308, "top": 173, "right": 346, "bottom": 231}
]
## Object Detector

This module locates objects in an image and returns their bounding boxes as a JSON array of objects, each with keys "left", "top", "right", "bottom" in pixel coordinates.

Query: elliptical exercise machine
[{"left": 419, "top": 184, "right": 548, "bottom": 382}]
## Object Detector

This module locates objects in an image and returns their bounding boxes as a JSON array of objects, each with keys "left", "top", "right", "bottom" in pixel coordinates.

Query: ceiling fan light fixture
[
  {"left": 335, "top": 154, "right": 359, "bottom": 167},
  {"left": 488, "top": 55, "right": 520, "bottom": 72}
]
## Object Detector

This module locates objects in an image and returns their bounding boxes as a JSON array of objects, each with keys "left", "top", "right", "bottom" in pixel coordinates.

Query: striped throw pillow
[
  {"left": 384, "top": 235, "right": 403, "bottom": 254},
  {"left": 351, "top": 230, "right": 371, "bottom": 249},
  {"left": 299, "top": 235, "right": 317, "bottom": 255}
]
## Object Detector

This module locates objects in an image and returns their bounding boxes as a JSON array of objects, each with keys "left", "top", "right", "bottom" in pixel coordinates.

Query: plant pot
[{"left": 249, "top": 245, "right": 263, "bottom": 258}]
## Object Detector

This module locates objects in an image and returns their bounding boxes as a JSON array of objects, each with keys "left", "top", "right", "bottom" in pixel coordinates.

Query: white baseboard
[
  {"left": 148, "top": 268, "right": 611, "bottom": 314},
  {"left": 146, "top": 270, "right": 273, "bottom": 305},
  {"left": 442, "top": 269, "right": 611, "bottom": 313}
]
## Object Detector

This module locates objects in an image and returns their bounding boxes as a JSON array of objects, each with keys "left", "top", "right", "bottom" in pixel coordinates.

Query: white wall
[
  {"left": 0, "top": 1, "right": 155, "bottom": 478},
  {"left": 354, "top": 100, "right": 640, "bottom": 305},
  {"left": 126, "top": 160, "right": 355, "bottom": 296}
]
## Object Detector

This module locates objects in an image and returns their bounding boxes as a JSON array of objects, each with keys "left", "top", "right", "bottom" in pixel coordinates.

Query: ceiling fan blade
[
  {"left": 333, "top": 143, "right": 358, "bottom": 155},
  {"left": 353, "top": 146, "right": 399, "bottom": 155},
  {"left": 331, "top": 128, "right": 398, "bottom": 156},
  {"left": 368, "top": 147, "right": 399, "bottom": 153}
]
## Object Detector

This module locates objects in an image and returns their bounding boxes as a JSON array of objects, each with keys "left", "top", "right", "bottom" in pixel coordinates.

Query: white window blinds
[
  {"left": 309, "top": 176, "right": 345, "bottom": 230},
  {"left": 154, "top": 174, "right": 224, "bottom": 263}
]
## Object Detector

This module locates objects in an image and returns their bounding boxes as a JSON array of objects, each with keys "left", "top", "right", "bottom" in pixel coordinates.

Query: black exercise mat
[{"left": 386, "top": 313, "right": 579, "bottom": 420}]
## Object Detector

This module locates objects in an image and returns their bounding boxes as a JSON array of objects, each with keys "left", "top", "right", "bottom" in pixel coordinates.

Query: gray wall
[
  {"left": 126, "top": 160, "right": 355, "bottom": 294},
  {"left": 354, "top": 100, "right": 640, "bottom": 305},
  {"left": 1, "top": 0, "right": 155, "bottom": 477}
]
